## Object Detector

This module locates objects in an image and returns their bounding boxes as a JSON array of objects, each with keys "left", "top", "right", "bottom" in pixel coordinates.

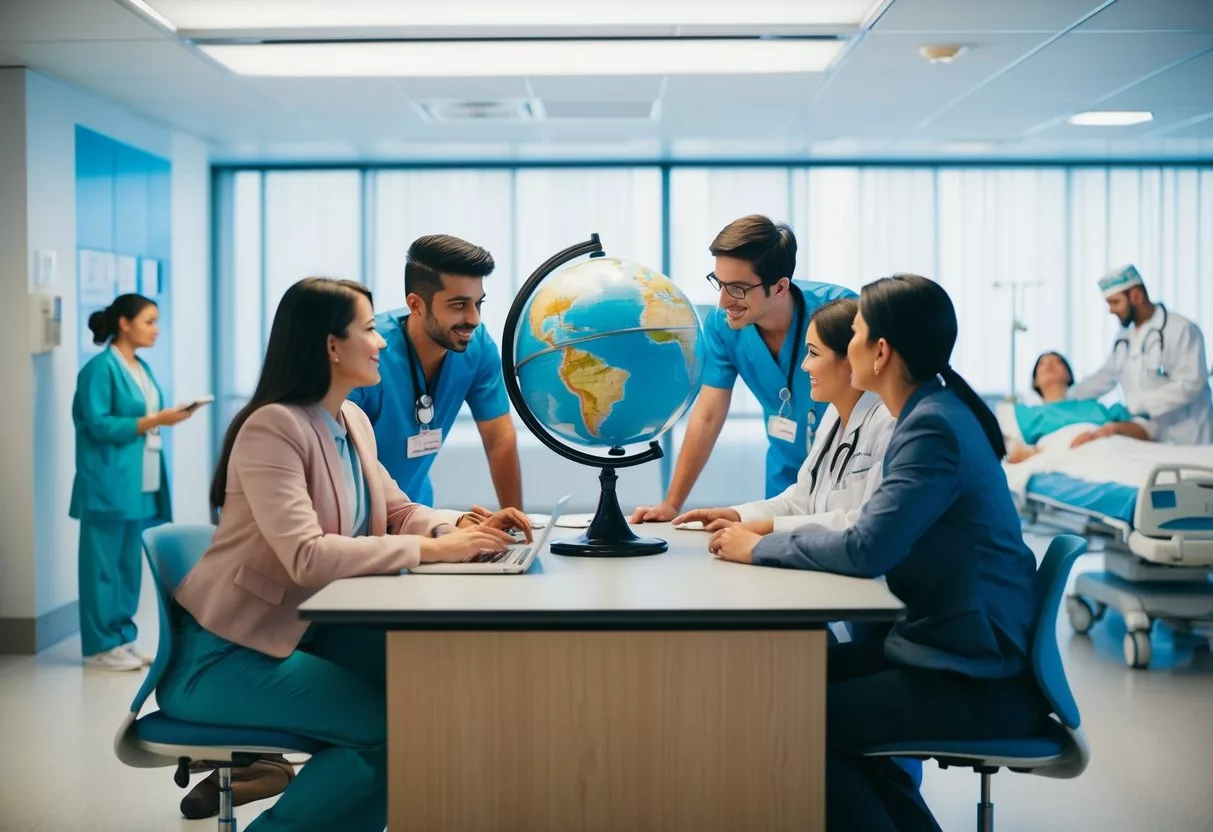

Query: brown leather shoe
[{"left": 179, "top": 755, "right": 297, "bottom": 820}]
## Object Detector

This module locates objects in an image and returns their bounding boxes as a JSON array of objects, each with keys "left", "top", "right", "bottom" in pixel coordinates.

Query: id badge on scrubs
[
  {"left": 142, "top": 430, "right": 162, "bottom": 493},
  {"left": 767, "top": 415, "right": 798, "bottom": 443},
  {"left": 407, "top": 428, "right": 443, "bottom": 459}
]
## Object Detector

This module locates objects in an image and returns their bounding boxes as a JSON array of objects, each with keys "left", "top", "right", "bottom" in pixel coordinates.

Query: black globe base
[{"left": 549, "top": 467, "right": 668, "bottom": 558}]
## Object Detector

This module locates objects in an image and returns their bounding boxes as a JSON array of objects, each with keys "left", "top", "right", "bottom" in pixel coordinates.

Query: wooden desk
[{"left": 300, "top": 524, "right": 901, "bottom": 832}]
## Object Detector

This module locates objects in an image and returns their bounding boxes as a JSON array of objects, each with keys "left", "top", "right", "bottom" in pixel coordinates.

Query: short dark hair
[
  {"left": 1031, "top": 351, "right": 1074, "bottom": 398},
  {"left": 709, "top": 214, "right": 797, "bottom": 289},
  {"left": 405, "top": 234, "right": 495, "bottom": 304}
]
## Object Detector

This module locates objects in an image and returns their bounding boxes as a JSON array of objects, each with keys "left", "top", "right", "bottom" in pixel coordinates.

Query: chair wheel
[
  {"left": 1123, "top": 630, "right": 1152, "bottom": 669},
  {"left": 1067, "top": 597, "right": 1096, "bottom": 635}
]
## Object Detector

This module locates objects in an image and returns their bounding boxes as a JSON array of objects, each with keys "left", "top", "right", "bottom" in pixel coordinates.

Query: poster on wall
[
  {"left": 140, "top": 258, "right": 160, "bottom": 297},
  {"left": 116, "top": 254, "right": 138, "bottom": 296},
  {"left": 78, "top": 249, "right": 116, "bottom": 307}
]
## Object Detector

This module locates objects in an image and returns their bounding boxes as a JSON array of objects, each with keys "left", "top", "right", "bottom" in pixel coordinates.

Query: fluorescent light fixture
[
  {"left": 1067, "top": 110, "right": 1153, "bottom": 127},
  {"left": 125, "top": 0, "right": 177, "bottom": 32},
  {"left": 199, "top": 39, "right": 846, "bottom": 77},
  {"left": 145, "top": 0, "right": 883, "bottom": 30}
]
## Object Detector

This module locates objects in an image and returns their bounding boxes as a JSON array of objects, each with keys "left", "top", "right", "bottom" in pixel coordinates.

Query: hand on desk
[
  {"left": 458, "top": 506, "right": 533, "bottom": 542},
  {"left": 420, "top": 526, "right": 514, "bottom": 563},
  {"left": 707, "top": 526, "right": 762, "bottom": 564},
  {"left": 671, "top": 507, "right": 740, "bottom": 530},
  {"left": 630, "top": 501, "right": 680, "bottom": 523}
]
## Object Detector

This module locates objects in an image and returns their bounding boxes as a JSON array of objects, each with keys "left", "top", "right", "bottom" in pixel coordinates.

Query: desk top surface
[{"left": 299, "top": 524, "right": 902, "bottom": 629}]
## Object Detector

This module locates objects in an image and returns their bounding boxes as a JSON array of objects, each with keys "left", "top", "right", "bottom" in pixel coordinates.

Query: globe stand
[{"left": 550, "top": 466, "right": 667, "bottom": 557}]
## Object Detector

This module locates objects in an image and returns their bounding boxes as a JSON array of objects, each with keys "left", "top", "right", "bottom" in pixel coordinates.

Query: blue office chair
[
  {"left": 113, "top": 524, "right": 325, "bottom": 831},
  {"left": 862, "top": 534, "right": 1092, "bottom": 832}
]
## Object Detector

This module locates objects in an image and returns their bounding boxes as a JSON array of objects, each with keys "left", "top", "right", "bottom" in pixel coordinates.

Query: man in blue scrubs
[
  {"left": 632, "top": 215, "right": 854, "bottom": 522},
  {"left": 350, "top": 234, "right": 522, "bottom": 508}
]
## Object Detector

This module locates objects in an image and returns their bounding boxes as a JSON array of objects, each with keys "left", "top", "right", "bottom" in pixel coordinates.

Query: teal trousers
[
  {"left": 158, "top": 615, "right": 389, "bottom": 832},
  {"left": 78, "top": 518, "right": 144, "bottom": 656}
]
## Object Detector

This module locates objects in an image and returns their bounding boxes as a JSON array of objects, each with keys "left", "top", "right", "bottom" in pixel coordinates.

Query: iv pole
[{"left": 992, "top": 280, "right": 1043, "bottom": 402}]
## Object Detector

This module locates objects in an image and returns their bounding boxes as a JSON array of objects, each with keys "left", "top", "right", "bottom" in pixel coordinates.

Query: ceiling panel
[
  {"left": 1095, "top": 48, "right": 1213, "bottom": 108},
  {"left": 528, "top": 76, "right": 665, "bottom": 103},
  {"left": 393, "top": 77, "right": 533, "bottom": 100},
  {"left": 921, "top": 32, "right": 1213, "bottom": 138},
  {"left": 1156, "top": 116, "right": 1213, "bottom": 139},
  {"left": 0, "top": 0, "right": 164, "bottom": 42},
  {"left": 873, "top": 0, "right": 1106, "bottom": 33},
  {"left": 1075, "top": 0, "right": 1213, "bottom": 32}
]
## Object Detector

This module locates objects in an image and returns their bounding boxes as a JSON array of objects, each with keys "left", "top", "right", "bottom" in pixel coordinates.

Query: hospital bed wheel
[
  {"left": 1123, "top": 630, "right": 1152, "bottom": 669},
  {"left": 1067, "top": 597, "right": 1096, "bottom": 634}
]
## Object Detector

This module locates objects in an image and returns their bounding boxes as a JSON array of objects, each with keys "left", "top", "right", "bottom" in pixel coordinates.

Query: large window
[{"left": 214, "top": 163, "right": 1213, "bottom": 499}]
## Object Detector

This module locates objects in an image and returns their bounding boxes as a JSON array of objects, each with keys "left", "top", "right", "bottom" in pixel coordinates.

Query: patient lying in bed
[{"left": 1000, "top": 352, "right": 1153, "bottom": 463}]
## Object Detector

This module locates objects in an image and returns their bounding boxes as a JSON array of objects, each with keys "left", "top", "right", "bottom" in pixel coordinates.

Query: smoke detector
[{"left": 918, "top": 45, "right": 969, "bottom": 64}]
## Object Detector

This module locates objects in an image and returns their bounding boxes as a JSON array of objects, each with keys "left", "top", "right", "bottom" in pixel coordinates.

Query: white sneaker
[
  {"left": 84, "top": 646, "right": 144, "bottom": 672},
  {"left": 122, "top": 642, "right": 155, "bottom": 667}
]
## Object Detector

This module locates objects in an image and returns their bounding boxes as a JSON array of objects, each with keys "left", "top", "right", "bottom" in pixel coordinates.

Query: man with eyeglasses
[
  {"left": 349, "top": 234, "right": 523, "bottom": 510},
  {"left": 632, "top": 214, "right": 854, "bottom": 523}
]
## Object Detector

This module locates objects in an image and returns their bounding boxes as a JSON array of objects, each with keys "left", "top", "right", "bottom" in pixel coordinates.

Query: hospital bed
[{"left": 1003, "top": 428, "right": 1213, "bottom": 669}]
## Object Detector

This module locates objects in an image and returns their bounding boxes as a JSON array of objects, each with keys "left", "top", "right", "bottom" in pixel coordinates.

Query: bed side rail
[{"left": 1134, "top": 464, "right": 1213, "bottom": 541}]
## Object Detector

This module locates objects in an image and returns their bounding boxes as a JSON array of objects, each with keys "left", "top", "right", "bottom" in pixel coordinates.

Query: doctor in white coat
[
  {"left": 673, "top": 297, "right": 895, "bottom": 536},
  {"left": 1070, "top": 265, "right": 1213, "bottom": 445}
]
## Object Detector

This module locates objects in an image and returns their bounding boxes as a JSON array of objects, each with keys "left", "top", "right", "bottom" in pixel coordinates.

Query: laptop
[{"left": 410, "top": 495, "right": 570, "bottom": 574}]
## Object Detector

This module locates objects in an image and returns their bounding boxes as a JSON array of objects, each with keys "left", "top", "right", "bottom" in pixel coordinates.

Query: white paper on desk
[
  {"left": 79, "top": 249, "right": 116, "bottom": 307},
  {"left": 116, "top": 255, "right": 138, "bottom": 295}
]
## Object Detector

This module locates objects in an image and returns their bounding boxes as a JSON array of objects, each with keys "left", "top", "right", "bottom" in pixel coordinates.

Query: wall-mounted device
[{"left": 30, "top": 292, "right": 63, "bottom": 355}]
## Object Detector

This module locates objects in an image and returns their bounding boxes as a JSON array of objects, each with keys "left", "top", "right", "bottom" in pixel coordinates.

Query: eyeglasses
[{"left": 706, "top": 272, "right": 767, "bottom": 300}]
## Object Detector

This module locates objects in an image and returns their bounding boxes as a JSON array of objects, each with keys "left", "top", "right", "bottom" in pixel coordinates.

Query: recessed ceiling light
[
  {"left": 1067, "top": 111, "right": 1154, "bottom": 127},
  {"left": 140, "top": 0, "right": 884, "bottom": 31},
  {"left": 199, "top": 39, "right": 846, "bottom": 77},
  {"left": 918, "top": 45, "right": 968, "bottom": 64}
]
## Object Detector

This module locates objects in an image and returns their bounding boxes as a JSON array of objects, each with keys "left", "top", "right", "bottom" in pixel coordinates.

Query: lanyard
[
  {"left": 776, "top": 286, "right": 806, "bottom": 418},
  {"left": 400, "top": 317, "right": 444, "bottom": 426}
]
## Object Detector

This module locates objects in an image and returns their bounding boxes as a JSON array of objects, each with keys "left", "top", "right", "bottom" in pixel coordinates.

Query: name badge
[
  {"left": 407, "top": 428, "right": 443, "bottom": 459},
  {"left": 767, "top": 415, "right": 798, "bottom": 443},
  {"left": 145, "top": 430, "right": 163, "bottom": 452}
]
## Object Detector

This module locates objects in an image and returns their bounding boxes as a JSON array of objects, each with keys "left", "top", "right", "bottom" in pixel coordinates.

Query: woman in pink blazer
[{"left": 158, "top": 277, "right": 527, "bottom": 832}]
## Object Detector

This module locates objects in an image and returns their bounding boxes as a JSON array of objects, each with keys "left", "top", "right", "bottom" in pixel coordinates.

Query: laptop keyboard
[{"left": 470, "top": 545, "right": 530, "bottom": 565}]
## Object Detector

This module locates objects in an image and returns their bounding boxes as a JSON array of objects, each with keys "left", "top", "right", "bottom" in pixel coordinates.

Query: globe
[{"left": 513, "top": 256, "right": 704, "bottom": 448}]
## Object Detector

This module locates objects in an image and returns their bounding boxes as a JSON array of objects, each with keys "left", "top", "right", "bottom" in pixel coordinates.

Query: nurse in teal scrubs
[
  {"left": 633, "top": 215, "right": 853, "bottom": 522},
  {"left": 70, "top": 294, "right": 192, "bottom": 671}
]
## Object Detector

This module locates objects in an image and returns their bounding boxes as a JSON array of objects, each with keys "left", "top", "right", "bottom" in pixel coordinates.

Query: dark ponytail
[
  {"left": 859, "top": 274, "right": 1006, "bottom": 459},
  {"left": 88, "top": 294, "right": 156, "bottom": 345}
]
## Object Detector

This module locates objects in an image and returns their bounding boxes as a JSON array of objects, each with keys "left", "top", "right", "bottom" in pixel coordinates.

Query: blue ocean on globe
[{"left": 514, "top": 257, "right": 704, "bottom": 448}]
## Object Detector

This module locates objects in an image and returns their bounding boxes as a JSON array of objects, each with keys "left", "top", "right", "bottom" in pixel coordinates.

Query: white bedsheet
[{"left": 1003, "top": 429, "right": 1213, "bottom": 495}]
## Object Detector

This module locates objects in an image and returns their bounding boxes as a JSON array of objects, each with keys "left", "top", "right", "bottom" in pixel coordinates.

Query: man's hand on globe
[{"left": 630, "top": 502, "right": 681, "bottom": 523}]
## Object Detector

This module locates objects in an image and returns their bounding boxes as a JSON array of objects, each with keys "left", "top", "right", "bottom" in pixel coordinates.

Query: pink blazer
[{"left": 175, "top": 401, "right": 455, "bottom": 658}]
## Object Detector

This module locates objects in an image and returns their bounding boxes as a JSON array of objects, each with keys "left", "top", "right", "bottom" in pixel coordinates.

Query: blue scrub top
[
  {"left": 700, "top": 280, "right": 856, "bottom": 498},
  {"left": 349, "top": 309, "right": 510, "bottom": 506}
]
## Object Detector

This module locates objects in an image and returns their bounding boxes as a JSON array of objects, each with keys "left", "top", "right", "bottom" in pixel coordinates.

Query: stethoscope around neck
[
  {"left": 400, "top": 316, "right": 440, "bottom": 426},
  {"left": 808, "top": 404, "right": 878, "bottom": 493},
  {"left": 1112, "top": 303, "right": 1168, "bottom": 377}
]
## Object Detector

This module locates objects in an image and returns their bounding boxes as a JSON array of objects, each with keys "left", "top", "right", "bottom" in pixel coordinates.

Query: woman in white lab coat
[{"left": 674, "top": 297, "right": 896, "bottom": 536}]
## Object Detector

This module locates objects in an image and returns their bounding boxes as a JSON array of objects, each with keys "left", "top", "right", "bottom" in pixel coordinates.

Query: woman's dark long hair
[
  {"left": 860, "top": 274, "right": 1006, "bottom": 459},
  {"left": 809, "top": 297, "right": 859, "bottom": 356},
  {"left": 210, "top": 277, "right": 373, "bottom": 509},
  {"left": 88, "top": 294, "right": 156, "bottom": 345}
]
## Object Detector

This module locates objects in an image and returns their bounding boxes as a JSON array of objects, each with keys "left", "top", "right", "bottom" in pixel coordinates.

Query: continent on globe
[
  {"left": 634, "top": 271, "right": 698, "bottom": 368},
  {"left": 558, "top": 347, "right": 630, "bottom": 436}
]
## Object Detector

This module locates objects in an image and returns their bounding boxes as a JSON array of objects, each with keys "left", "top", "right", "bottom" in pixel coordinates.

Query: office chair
[
  {"left": 113, "top": 524, "right": 324, "bottom": 831},
  {"left": 863, "top": 534, "right": 1091, "bottom": 832}
]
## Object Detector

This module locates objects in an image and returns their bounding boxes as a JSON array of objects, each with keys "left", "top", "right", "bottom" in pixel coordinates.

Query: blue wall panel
[{"left": 75, "top": 126, "right": 175, "bottom": 475}]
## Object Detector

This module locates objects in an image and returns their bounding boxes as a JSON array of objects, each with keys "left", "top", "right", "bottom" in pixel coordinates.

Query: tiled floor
[{"left": 1, "top": 538, "right": 1211, "bottom": 831}]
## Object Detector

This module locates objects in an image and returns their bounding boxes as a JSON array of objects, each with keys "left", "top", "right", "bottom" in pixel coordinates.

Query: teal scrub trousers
[
  {"left": 78, "top": 516, "right": 146, "bottom": 656},
  {"left": 158, "top": 614, "right": 389, "bottom": 832}
]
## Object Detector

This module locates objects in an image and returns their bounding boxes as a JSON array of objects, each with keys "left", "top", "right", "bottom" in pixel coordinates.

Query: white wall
[
  {"left": 8, "top": 69, "right": 211, "bottom": 632},
  {"left": 0, "top": 69, "right": 35, "bottom": 621}
]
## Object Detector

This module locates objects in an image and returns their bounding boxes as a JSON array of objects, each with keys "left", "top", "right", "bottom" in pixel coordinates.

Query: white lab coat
[
  {"left": 1070, "top": 305, "right": 1213, "bottom": 445},
  {"left": 733, "top": 392, "right": 895, "bottom": 532}
]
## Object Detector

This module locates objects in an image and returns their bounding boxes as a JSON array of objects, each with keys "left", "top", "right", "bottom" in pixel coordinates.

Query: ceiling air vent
[{"left": 418, "top": 99, "right": 534, "bottom": 123}]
